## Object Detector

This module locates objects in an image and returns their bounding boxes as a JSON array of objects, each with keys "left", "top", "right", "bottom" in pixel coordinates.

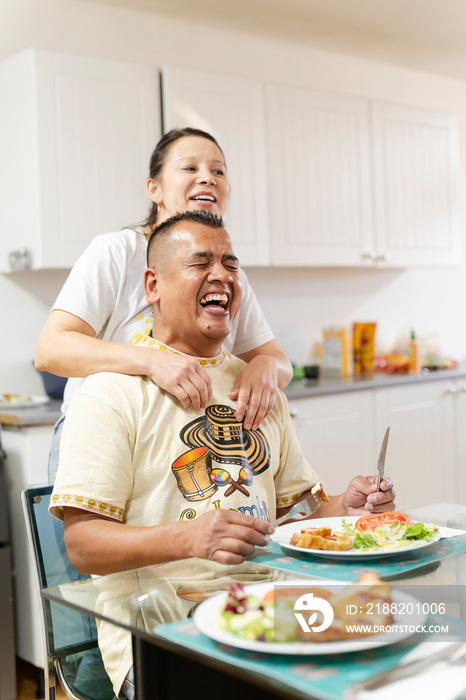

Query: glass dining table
[{"left": 42, "top": 503, "right": 466, "bottom": 700}]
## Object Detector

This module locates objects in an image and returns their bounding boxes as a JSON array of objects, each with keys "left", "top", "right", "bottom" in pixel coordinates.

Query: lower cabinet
[
  {"left": 289, "top": 377, "right": 466, "bottom": 511},
  {"left": 374, "top": 380, "right": 457, "bottom": 509},
  {"left": 288, "top": 390, "right": 375, "bottom": 497},
  {"left": 2, "top": 425, "right": 52, "bottom": 669}
]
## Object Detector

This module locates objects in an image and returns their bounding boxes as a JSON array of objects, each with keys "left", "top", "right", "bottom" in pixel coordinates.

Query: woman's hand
[
  {"left": 228, "top": 354, "right": 279, "bottom": 431},
  {"left": 146, "top": 350, "right": 213, "bottom": 411}
]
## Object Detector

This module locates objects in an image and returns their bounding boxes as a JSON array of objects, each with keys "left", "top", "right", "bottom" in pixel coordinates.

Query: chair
[{"left": 22, "top": 486, "right": 118, "bottom": 700}]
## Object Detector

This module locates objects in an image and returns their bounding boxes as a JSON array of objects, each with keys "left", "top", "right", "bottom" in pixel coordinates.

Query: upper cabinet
[
  {"left": 266, "top": 85, "right": 374, "bottom": 266},
  {"left": 0, "top": 49, "right": 161, "bottom": 272},
  {"left": 0, "top": 54, "right": 461, "bottom": 271},
  {"left": 267, "top": 84, "right": 461, "bottom": 267},
  {"left": 371, "top": 101, "right": 461, "bottom": 267},
  {"left": 162, "top": 66, "right": 270, "bottom": 266}
]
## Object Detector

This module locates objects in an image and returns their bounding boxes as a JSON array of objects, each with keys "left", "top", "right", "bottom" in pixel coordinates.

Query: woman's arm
[
  {"left": 230, "top": 340, "right": 293, "bottom": 430},
  {"left": 35, "top": 310, "right": 213, "bottom": 410}
]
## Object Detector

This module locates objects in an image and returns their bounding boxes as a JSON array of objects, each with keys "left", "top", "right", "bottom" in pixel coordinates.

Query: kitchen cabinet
[
  {"left": 0, "top": 49, "right": 161, "bottom": 272},
  {"left": 288, "top": 376, "right": 466, "bottom": 511},
  {"left": 371, "top": 101, "right": 461, "bottom": 267},
  {"left": 374, "top": 380, "right": 457, "bottom": 509},
  {"left": 267, "top": 85, "right": 461, "bottom": 267},
  {"left": 2, "top": 424, "right": 53, "bottom": 669},
  {"left": 161, "top": 65, "right": 270, "bottom": 266},
  {"left": 452, "top": 378, "right": 466, "bottom": 501},
  {"left": 162, "top": 66, "right": 460, "bottom": 268},
  {"left": 287, "top": 390, "right": 376, "bottom": 495},
  {"left": 266, "top": 85, "right": 374, "bottom": 266}
]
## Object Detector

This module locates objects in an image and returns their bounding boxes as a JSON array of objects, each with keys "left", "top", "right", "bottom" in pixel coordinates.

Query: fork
[
  {"left": 347, "top": 641, "right": 466, "bottom": 697},
  {"left": 273, "top": 486, "right": 325, "bottom": 528}
]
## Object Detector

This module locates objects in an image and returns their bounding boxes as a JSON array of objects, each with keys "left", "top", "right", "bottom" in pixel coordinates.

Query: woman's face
[{"left": 148, "top": 136, "right": 230, "bottom": 224}]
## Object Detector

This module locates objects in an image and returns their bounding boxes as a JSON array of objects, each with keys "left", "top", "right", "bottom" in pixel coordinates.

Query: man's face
[{"left": 145, "top": 222, "right": 242, "bottom": 357}]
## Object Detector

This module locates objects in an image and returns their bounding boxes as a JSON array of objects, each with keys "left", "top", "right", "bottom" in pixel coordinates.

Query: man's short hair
[{"left": 147, "top": 210, "right": 226, "bottom": 266}]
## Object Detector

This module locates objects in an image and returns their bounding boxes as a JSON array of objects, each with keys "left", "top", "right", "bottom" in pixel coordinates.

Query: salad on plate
[{"left": 336, "top": 512, "right": 439, "bottom": 552}]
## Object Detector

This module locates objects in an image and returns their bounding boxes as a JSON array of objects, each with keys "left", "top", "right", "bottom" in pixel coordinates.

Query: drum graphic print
[{"left": 171, "top": 447, "right": 217, "bottom": 501}]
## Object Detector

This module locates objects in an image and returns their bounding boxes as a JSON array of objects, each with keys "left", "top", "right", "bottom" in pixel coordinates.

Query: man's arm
[
  {"left": 63, "top": 507, "right": 274, "bottom": 575},
  {"left": 275, "top": 476, "right": 396, "bottom": 523}
]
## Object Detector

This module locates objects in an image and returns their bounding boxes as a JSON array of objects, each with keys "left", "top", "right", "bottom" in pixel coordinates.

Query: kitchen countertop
[
  {"left": 284, "top": 366, "right": 466, "bottom": 399},
  {"left": 0, "top": 398, "right": 62, "bottom": 427},
  {"left": 2, "top": 367, "right": 465, "bottom": 426}
]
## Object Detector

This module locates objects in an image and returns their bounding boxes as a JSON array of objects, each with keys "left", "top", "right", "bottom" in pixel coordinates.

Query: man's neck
[{"left": 149, "top": 331, "right": 224, "bottom": 359}]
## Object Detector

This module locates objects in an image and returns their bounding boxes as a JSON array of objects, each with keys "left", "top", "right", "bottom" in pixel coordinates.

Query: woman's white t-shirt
[{"left": 52, "top": 228, "right": 274, "bottom": 414}]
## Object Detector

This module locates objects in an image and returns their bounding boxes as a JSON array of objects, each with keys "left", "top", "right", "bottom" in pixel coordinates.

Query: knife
[{"left": 376, "top": 426, "right": 390, "bottom": 492}]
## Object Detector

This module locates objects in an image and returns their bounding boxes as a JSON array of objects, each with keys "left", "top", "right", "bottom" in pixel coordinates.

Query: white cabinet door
[
  {"left": 266, "top": 84, "right": 373, "bottom": 266},
  {"left": 3, "top": 425, "right": 52, "bottom": 667},
  {"left": 0, "top": 49, "right": 160, "bottom": 271},
  {"left": 162, "top": 66, "right": 270, "bottom": 266},
  {"left": 288, "top": 391, "right": 375, "bottom": 496},
  {"left": 371, "top": 102, "right": 461, "bottom": 267},
  {"left": 374, "top": 380, "right": 456, "bottom": 509},
  {"left": 454, "top": 380, "right": 466, "bottom": 504}
]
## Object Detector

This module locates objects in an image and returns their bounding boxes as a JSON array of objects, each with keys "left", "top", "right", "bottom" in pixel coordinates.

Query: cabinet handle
[
  {"left": 289, "top": 407, "right": 299, "bottom": 418},
  {"left": 447, "top": 384, "right": 458, "bottom": 394},
  {"left": 376, "top": 252, "right": 390, "bottom": 263},
  {"left": 361, "top": 251, "right": 378, "bottom": 262},
  {"left": 9, "top": 248, "right": 32, "bottom": 271}
]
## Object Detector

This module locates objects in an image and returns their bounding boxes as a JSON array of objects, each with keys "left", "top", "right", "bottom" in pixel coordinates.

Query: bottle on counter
[{"left": 408, "top": 330, "right": 420, "bottom": 374}]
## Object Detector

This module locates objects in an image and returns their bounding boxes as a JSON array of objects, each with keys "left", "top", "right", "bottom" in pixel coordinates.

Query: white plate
[
  {"left": 193, "top": 580, "right": 426, "bottom": 654},
  {"left": 0, "top": 395, "right": 50, "bottom": 409},
  {"left": 271, "top": 516, "right": 441, "bottom": 560}
]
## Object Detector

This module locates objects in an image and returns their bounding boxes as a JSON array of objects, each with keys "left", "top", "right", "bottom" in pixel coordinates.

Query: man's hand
[
  {"left": 341, "top": 475, "right": 396, "bottom": 516},
  {"left": 315, "top": 475, "right": 396, "bottom": 520},
  {"left": 228, "top": 355, "right": 279, "bottom": 431},
  {"left": 146, "top": 350, "right": 213, "bottom": 411},
  {"left": 188, "top": 510, "right": 274, "bottom": 565}
]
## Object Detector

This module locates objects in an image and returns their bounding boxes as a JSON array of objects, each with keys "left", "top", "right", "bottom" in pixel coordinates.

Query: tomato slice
[{"left": 355, "top": 511, "right": 411, "bottom": 532}]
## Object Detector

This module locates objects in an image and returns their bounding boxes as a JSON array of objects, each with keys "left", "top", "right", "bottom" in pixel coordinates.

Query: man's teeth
[
  {"left": 192, "top": 195, "right": 215, "bottom": 202},
  {"left": 200, "top": 294, "right": 228, "bottom": 306}
]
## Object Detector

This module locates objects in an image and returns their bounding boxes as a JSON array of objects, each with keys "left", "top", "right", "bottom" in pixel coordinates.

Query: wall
[{"left": 1, "top": 0, "right": 466, "bottom": 392}]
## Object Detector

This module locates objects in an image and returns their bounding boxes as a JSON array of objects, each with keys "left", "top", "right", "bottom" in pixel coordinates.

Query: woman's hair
[{"left": 144, "top": 127, "right": 224, "bottom": 229}]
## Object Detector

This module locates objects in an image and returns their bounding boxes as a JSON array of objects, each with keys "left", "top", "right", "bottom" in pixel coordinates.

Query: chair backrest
[{"left": 22, "top": 486, "right": 116, "bottom": 700}]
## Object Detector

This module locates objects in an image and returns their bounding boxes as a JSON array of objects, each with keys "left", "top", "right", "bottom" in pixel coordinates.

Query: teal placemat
[
  {"left": 248, "top": 535, "right": 466, "bottom": 581},
  {"left": 154, "top": 615, "right": 466, "bottom": 700}
]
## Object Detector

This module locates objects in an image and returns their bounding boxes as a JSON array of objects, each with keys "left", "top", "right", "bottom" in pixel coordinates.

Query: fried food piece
[
  {"left": 296, "top": 573, "right": 394, "bottom": 642},
  {"left": 311, "top": 481, "right": 330, "bottom": 503},
  {"left": 290, "top": 530, "right": 353, "bottom": 551}
]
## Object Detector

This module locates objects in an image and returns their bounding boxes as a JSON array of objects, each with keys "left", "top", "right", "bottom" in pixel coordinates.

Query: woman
[{"left": 35, "top": 127, "right": 292, "bottom": 481}]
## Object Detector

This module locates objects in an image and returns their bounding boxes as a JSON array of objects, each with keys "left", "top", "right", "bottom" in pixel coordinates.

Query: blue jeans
[{"left": 48, "top": 414, "right": 65, "bottom": 484}]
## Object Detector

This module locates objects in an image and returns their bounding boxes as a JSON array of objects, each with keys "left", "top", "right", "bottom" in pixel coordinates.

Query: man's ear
[{"left": 144, "top": 267, "right": 160, "bottom": 304}]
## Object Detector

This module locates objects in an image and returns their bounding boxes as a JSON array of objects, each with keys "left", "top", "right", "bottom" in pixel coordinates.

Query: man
[{"left": 50, "top": 210, "right": 395, "bottom": 694}]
